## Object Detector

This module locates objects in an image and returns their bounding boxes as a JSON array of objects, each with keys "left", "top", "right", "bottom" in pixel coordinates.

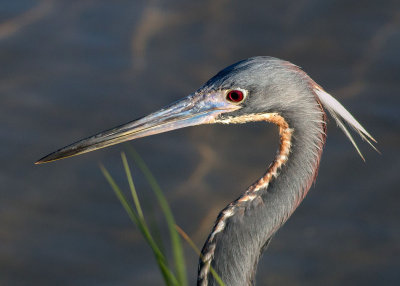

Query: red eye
[{"left": 226, "top": 90, "right": 244, "bottom": 103}]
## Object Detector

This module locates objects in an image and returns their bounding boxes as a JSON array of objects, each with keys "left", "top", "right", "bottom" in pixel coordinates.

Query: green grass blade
[
  {"left": 175, "top": 226, "right": 226, "bottom": 286},
  {"left": 100, "top": 164, "right": 179, "bottom": 286},
  {"left": 121, "top": 152, "right": 144, "bottom": 219},
  {"left": 121, "top": 152, "right": 167, "bottom": 256},
  {"left": 148, "top": 208, "right": 167, "bottom": 258},
  {"left": 209, "top": 267, "right": 225, "bottom": 286},
  {"left": 126, "top": 146, "right": 188, "bottom": 286}
]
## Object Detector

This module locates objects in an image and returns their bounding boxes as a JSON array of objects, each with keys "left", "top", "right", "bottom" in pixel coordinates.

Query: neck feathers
[{"left": 198, "top": 108, "right": 326, "bottom": 286}]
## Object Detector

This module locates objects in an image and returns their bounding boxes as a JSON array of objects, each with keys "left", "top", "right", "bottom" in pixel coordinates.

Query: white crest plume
[{"left": 314, "top": 87, "right": 378, "bottom": 160}]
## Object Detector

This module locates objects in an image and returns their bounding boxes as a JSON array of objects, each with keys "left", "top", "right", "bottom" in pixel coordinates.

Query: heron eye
[{"left": 226, "top": 90, "right": 244, "bottom": 103}]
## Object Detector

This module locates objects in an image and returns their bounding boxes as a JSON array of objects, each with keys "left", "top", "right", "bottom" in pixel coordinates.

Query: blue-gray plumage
[{"left": 36, "top": 57, "right": 376, "bottom": 286}]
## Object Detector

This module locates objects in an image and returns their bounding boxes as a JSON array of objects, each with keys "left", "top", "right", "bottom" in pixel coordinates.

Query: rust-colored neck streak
[
  {"left": 198, "top": 113, "right": 293, "bottom": 286},
  {"left": 214, "top": 113, "right": 293, "bottom": 194}
]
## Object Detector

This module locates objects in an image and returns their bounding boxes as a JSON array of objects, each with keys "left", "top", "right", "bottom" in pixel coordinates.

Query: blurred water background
[{"left": 1, "top": 0, "right": 399, "bottom": 285}]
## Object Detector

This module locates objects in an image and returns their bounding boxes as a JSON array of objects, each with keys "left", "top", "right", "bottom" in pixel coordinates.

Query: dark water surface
[{"left": 1, "top": 0, "right": 399, "bottom": 285}]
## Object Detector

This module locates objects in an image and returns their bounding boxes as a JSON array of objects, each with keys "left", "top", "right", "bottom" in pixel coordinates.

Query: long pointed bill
[{"left": 36, "top": 92, "right": 239, "bottom": 164}]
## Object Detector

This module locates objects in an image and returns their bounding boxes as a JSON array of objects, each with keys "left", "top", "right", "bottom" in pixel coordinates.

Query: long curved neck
[{"left": 198, "top": 108, "right": 326, "bottom": 285}]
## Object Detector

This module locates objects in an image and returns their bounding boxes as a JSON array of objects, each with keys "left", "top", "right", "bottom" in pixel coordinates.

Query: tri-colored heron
[{"left": 36, "top": 57, "right": 376, "bottom": 286}]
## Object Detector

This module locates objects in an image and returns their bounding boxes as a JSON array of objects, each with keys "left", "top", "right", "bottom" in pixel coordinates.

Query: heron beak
[{"left": 35, "top": 92, "right": 239, "bottom": 164}]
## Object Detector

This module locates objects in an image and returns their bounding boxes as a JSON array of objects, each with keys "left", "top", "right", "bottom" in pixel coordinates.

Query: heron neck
[{"left": 198, "top": 109, "right": 326, "bottom": 286}]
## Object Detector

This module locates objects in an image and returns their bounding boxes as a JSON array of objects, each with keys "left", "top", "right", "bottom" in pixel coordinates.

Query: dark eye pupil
[{"left": 227, "top": 90, "right": 244, "bottom": 102}]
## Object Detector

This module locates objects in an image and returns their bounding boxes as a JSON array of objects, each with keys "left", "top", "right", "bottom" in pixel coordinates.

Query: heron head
[{"left": 36, "top": 57, "right": 311, "bottom": 164}]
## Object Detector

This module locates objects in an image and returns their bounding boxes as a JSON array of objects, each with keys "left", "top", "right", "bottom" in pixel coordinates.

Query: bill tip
[{"left": 34, "top": 159, "right": 47, "bottom": 165}]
